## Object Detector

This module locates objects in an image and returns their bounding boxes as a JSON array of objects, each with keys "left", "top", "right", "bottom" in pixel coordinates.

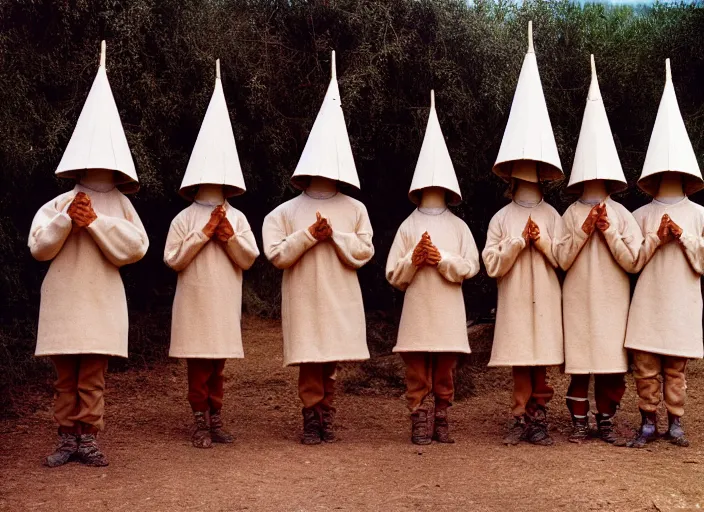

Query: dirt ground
[{"left": 1, "top": 317, "right": 704, "bottom": 512}]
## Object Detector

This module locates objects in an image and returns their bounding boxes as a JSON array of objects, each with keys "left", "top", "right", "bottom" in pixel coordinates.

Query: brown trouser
[
  {"left": 187, "top": 359, "right": 227, "bottom": 413},
  {"left": 632, "top": 350, "right": 688, "bottom": 417},
  {"left": 566, "top": 373, "right": 626, "bottom": 417},
  {"left": 400, "top": 352, "right": 458, "bottom": 412},
  {"left": 298, "top": 362, "right": 337, "bottom": 409},
  {"left": 511, "top": 366, "right": 554, "bottom": 417},
  {"left": 50, "top": 355, "right": 109, "bottom": 434}
]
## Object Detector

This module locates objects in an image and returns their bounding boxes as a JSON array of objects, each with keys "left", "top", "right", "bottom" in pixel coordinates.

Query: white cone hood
[
  {"left": 638, "top": 59, "right": 703, "bottom": 196},
  {"left": 179, "top": 60, "right": 246, "bottom": 200},
  {"left": 291, "top": 51, "right": 360, "bottom": 189},
  {"left": 56, "top": 41, "right": 139, "bottom": 193},
  {"left": 567, "top": 55, "right": 627, "bottom": 194},
  {"left": 493, "top": 22, "right": 563, "bottom": 182},
  {"left": 409, "top": 91, "right": 462, "bottom": 206}
]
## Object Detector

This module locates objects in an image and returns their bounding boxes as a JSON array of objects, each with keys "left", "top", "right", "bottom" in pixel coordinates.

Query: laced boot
[
  {"left": 192, "top": 411, "right": 213, "bottom": 449},
  {"left": 210, "top": 411, "right": 234, "bottom": 444},
  {"left": 433, "top": 406, "right": 455, "bottom": 444},
  {"left": 665, "top": 414, "right": 689, "bottom": 447},
  {"left": 302, "top": 407, "right": 322, "bottom": 445},
  {"left": 43, "top": 430, "right": 79, "bottom": 468},
  {"left": 525, "top": 406, "right": 554, "bottom": 446},
  {"left": 503, "top": 416, "right": 527, "bottom": 445},
  {"left": 568, "top": 415, "right": 589, "bottom": 444},
  {"left": 627, "top": 410, "right": 657, "bottom": 448},
  {"left": 319, "top": 406, "right": 337, "bottom": 443},
  {"left": 596, "top": 413, "right": 626, "bottom": 446},
  {"left": 76, "top": 434, "right": 109, "bottom": 466}
]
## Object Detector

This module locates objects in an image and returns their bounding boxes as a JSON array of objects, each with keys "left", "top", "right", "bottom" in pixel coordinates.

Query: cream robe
[
  {"left": 386, "top": 209, "right": 479, "bottom": 353},
  {"left": 482, "top": 201, "right": 563, "bottom": 366},
  {"left": 555, "top": 198, "right": 643, "bottom": 374},
  {"left": 262, "top": 193, "right": 374, "bottom": 366},
  {"left": 165, "top": 202, "right": 259, "bottom": 359},
  {"left": 625, "top": 198, "right": 704, "bottom": 359},
  {"left": 29, "top": 185, "right": 149, "bottom": 357}
]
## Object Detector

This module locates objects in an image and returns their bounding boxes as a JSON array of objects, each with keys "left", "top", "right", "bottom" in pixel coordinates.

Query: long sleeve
[
  {"left": 263, "top": 210, "right": 317, "bottom": 270},
  {"left": 632, "top": 232, "right": 662, "bottom": 273},
  {"left": 601, "top": 208, "right": 644, "bottom": 273},
  {"left": 28, "top": 194, "right": 74, "bottom": 261},
  {"left": 329, "top": 206, "right": 374, "bottom": 270},
  {"left": 164, "top": 216, "right": 210, "bottom": 272},
  {"left": 677, "top": 228, "right": 704, "bottom": 275},
  {"left": 224, "top": 215, "right": 259, "bottom": 270},
  {"left": 437, "top": 225, "right": 480, "bottom": 283},
  {"left": 85, "top": 200, "right": 149, "bottom": 267},
  {"left": 482, "top": 215, "right": 526, "bottom": 278},
  {"left": 385, "top": 229, "right": 417, "bottom": 291},
  {"left": 553, "top": 208, "right": 589, "bottom": 271}
]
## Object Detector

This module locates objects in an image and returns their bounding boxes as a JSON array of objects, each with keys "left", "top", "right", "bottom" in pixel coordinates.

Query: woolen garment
[
  {"left": 625, "top": 198, "right": 704, "bottom": 359},
  {"left": 386, "top": 208, "right": 479, "bottom": 353},
  {"left": 164, "top": 202, "right": 259, "bottom": 359},
  {"left": 29, "top": 185, "right": 149, "bottom": 357},
  {"left": 554, "top": 198, "right": 643, "bottom": 374},
  {"left": 262, "top": 193, "right": 374, "bottom": 366},
  {"left": 482, "top": 201, "right": 563, "bottom": 366}
]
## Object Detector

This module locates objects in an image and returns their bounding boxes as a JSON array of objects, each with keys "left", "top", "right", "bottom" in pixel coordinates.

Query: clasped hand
[
  {"left": 657, "top": 213, "right": 682, "bottom": 243},
  {"left": 67, "top": 191, "right": 97, "bottom": 228},
  {"left": 308, "top": 212, "right": 333, "bottom": 241},
  {"left": 581, "top": 203, "right": 609, "bottom": 235},
  {"left": 203, "top": 205, "right": 235, "bottom": 243},
  {"left": 412, "top": 232, "right": 441, "bottom": 267}
]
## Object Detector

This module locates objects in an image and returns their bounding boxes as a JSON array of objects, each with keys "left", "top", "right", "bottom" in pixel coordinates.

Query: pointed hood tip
[
  {"left": 527, "top": 21, "right": 534, "bottom": 54},
  {"left": 216, "top": 59, "right": 221, "bottom": 80},
  {"left": 588, "top": 54, "right": 602, "bottom": 101},
  {"left": 100, "top": 40, "right": 106, "bottom": 68},
  {"left": 430, "top": 90, "right": 435, "bottom": 109},
  {"left": 331, "top": 50, "right": 337, "bottom": 80}
]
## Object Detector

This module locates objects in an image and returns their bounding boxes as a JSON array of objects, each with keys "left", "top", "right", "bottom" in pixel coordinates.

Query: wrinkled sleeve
[
  {"left": 330, "top": 206, "right": 375, "bottom": 269},
  {"left": 163, "top": 213, "right": 209, "bottom": 272},
  {"left": 437, "top": 223, "right": 480, "bottom": 283},
  {"left": 677, "top": 219, "right": 704, "bottom": 275},
  {"left": 601, "top": 206, "right": 644, "bottom": 273},
  {"left": 224, "top": 213, "right": 260, "bottom": 270},
  {"left": 86, "top": 197, "right": 149, "bottom": 267},
  {"left": 28, "top": 194, "right": 74, "bottom": 261},
  {"left": 482, "top": 213, "right": 526, "bottom": 278},
  {"left": 263, "top": 208, "right": 317, "bottom": 270},
  {"left": 533, "top": 213, "right": 559, "bottom": 269},
  {"left": 385, "top": 228, "right": 417, "bottom": 291},
  {"left": 553, "top": 208, "right": 589, "bottom": 271},
  {"left": 632, "top": 211, "right": 662, "bottom": 273}
]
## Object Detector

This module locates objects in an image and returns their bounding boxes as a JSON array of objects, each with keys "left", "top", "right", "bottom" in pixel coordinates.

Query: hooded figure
[
  {"left": 554, "top": 55, "right": 643, "bottom": 445},
  {"left": 624, "top": 59, "right": 704, "bottom": 449},
  {"left": 262, "top": 51, "right": 374, "bottom": 445},
  {"left": 385, "top": 91, "right": 479, "bottom": 445},
  {"left": 164, "top": 60, "right": 259, "bottom": 449},
  {"left": 481, "top": 22, "right": 563, "bottom": 446},
  {"left": 28, "top": 42, "right": 149, "bottom": 467}
]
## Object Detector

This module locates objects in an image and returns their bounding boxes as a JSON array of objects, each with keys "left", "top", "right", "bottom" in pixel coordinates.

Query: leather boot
[
  {"left": 302, "top": 407, "right": 322, "bottom": 445},
  {"left": 627, "top": 410, "right": 657, "bottom": 448},
  {"left": 665, "top": 413, "right": 689, "bottom": 447},
  {"left": 568, "top": 415, "right": 589, "bottom": 444},
  {"left": 410, "top": 408, "right": 432, "bottom": 445},
  {"left": 503, "top": 415, "right": 527, "bottom": 445},
  {"left": 76, "top": 434, "right": 109, "bottom": 466},
  {"left": 596, "top": 413, "right": 626, "bottom": 446},
  {"left": 319, "top": 406, "right": 337, "bottom": 443},
  {"left": 192, "top": 411, "right": 213, "bottom": 449},
  {"left": 210, "top": 411, "right": 234, "bottom": 444},
  {"left": 433, "top": 406, "right": 455, "bottom": 444},
  {"left": 43, "top": 430, "right": 78, "bottom": 468},
  {"left": 525, "top": 405, "right": 553, "bottom": 446}
]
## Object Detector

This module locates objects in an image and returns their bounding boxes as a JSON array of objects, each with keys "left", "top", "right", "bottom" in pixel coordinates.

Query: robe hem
[
  {"left": 624, "top": 344, "right": 703, "bottom": 359},
  {"left": 35, "top": 349, "right": 127, "bottom": 358},
  {"left": 284, "top": 356, "right": 370, "bottom": 367},
  {"left": 488, "top": 359, "right": 564, "bottom": 367},
  {"left": 169, "top": 353, "right": 245, "bottom": 359},
  {"left": 564, "top": 367, "right": 628, "bottom": 374},
  {"left": 393, "top": 347, "right": 471, "bottom": 354}
]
